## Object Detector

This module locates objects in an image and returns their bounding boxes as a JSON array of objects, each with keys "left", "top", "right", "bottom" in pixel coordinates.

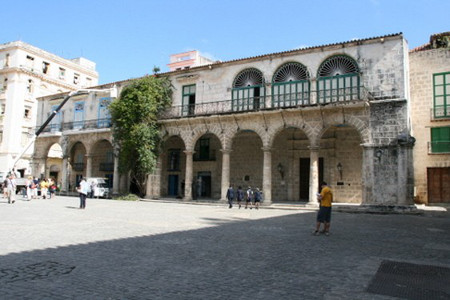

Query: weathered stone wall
[{"left": 410, "top": 48, "right": 450, "bottom": 203}]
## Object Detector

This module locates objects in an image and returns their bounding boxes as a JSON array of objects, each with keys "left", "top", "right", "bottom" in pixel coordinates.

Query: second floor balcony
[
  {"left": 39, "top": 118, "right": 112, "bottom": 134},
  {"left": 161, "top": 84, "right": 378, "bottom": 120}
]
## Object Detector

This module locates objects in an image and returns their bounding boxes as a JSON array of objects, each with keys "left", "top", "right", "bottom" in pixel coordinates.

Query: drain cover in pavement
[
  {"left": 367, "top": 260, "right": 450, "bottom": 300},
  {"left": 0, "top": 261, "right": 75, "bottom": 284}
]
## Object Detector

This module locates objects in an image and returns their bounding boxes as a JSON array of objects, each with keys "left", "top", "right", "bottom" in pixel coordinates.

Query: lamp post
[{"left": 337, "top": 162, "right": 343, "bottom": 181}]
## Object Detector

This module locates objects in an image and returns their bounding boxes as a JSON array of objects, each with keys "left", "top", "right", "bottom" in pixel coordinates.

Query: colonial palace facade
[{"left": 34, "top": 33, "right": 418, "bottom": 206}]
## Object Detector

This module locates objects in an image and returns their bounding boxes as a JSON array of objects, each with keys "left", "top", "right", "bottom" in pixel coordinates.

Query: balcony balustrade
[
  {"left": 72, "top": 163, "right": 84, "bottom": 171},
  {"left": 37, "top": 83, "right": 386, "bottom": 134},
  {"left": 99, "top": 162, "right": 114, "bottom": 172}
]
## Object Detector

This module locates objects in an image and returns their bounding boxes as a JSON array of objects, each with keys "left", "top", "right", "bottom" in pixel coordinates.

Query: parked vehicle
[{"left": 86, "top": 177, "right": 110, "bottom": 198}]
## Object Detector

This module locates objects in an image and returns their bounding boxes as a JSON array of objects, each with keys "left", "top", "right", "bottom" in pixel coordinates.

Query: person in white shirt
[
  {"left": 77, "top": 178, "right": 89, "bottom": 209},
  {"left": 6, "top": 173, "right": 17, "bottom": 204}
]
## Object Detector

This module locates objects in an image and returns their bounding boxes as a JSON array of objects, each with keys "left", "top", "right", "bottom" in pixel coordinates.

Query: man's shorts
[{"left": 317, "top": 206, "right": 332, "bottom": 223}]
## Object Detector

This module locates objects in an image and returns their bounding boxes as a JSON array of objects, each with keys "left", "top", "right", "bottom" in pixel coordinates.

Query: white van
[{"left": 86, "top": 177, "right": 110, "bottom": 198}]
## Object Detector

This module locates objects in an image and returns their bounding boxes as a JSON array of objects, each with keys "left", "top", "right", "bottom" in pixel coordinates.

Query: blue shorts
[{"left": 317, "top": 206, "right": 332, "bottom": 223}]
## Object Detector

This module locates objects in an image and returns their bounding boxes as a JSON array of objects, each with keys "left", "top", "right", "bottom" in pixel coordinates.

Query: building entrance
[{"left": 299, "top": 157, "right": 323, "bottom": 201}]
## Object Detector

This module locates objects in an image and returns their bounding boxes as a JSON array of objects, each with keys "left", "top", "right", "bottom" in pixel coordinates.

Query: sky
[{"left": 2, "top": 0, "right": 449, "bottom": 85}]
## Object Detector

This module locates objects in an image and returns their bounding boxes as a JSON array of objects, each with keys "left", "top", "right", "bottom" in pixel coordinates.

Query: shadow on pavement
[{"left": 0, "top": 211, "right": 449, "bottom": 299}]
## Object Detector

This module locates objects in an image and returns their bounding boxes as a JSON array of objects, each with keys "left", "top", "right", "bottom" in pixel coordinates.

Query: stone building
[
  {"left": 0, "top": 41, "right": 98, "bottom": 181},
  {"left": 34, "top": 33, "right": 415, "bottom": 207},
  {"left": 410, "top": 32, "right": 450, "bottom": 204}
]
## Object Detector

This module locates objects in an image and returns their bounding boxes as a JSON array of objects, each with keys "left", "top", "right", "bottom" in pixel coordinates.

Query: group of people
[
  {"left": 226, "top": 185, "right": 263, "bottom": 209},
  {"left": 25, "top": 177, "right": 57, "bottom": 200},
  {"left": 227, "top": 181, "right": 334, "bottom": 236},
  {"left": 1, "top": 174, "right": 59, "bottom": 203}
]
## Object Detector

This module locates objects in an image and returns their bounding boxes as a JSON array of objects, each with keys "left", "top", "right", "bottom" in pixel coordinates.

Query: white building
[{"left": 0, "top": 41, "right": 98, "bottom": 181}]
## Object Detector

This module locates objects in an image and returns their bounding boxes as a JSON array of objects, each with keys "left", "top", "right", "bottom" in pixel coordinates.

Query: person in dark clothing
[
  {"left": 254, "top": 187, "right": 262, "bottom": 210},
  {"left": 226, "top": 184, "right": 235, "bottom": 208},
  {"left": 236, "top": 186, "right": 244, "bottom": 209}
]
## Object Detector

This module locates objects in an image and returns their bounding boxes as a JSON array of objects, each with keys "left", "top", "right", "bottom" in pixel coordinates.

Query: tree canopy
[{"left": 109, "top": 75, "right": 172, "bottom": 196}]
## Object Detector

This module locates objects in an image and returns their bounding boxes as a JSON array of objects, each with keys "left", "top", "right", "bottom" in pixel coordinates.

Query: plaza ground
[{"left": 0, "top": 196, "right": 449, "bottom": 299}]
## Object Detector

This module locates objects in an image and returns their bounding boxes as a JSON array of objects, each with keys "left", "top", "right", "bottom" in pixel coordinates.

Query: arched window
[
  {"left": 272, "top": 62, "right": 310, "bottom": 107},
  {"left": 232, "top": 68, "right": 265, "bottom": 111},
  {"left": 317, "top": 55, "right": 360, "bottom": 103}
]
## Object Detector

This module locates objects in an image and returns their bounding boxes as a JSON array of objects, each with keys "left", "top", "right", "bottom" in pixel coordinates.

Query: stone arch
[
  {"left": 317, "top": 123, "right": 364, "bottom": 203},
  {"left": 313, "top": 113, "right": 370, "bottom": 146},
  {"left": 268, "top": 123, "right": 313, "bottom": 149},
  {"left": 90, "top": 139, "right": 114, "bottom": 178},
  {"left": 230, "top": 129, "right": 264, "bottom": 191},
  {"left": 160, "top": 134, "right": 186, "bottom": 198}
]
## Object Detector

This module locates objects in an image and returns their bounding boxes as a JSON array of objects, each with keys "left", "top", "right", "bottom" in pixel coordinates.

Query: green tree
[{"left": 109, "top": 75, "right": 172, "bottom": 196}]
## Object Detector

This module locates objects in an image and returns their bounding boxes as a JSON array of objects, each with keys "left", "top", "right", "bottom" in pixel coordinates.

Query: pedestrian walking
[
  {"left": 77, "top": 178, "right": 89, "bottom": 209},
  {"left": 245, "top": 186, "right": 253, "bottom": 209},
  {"left": 236, "top": 186, "right": 244, "bottom": 209},
  {"left": 254, "top": 187, "right": 262, "bottom": 210},
  {"left": 6, "top": 173, "right": 17, "bottom": 204},
  {"left": 26, "top": 176, "right": 33, "bottom": 200},
  {"left": 313, "top": 182, "right": 333, "bottom": 236},
  {"left": 226, "top": 184, "right": 235, "bottom": 208},
  {"left": 2, "top": 179, "right": 7, "bottom": 199},
  {"left": 40, "top": 178, "right": 49, "bottom": 199}
]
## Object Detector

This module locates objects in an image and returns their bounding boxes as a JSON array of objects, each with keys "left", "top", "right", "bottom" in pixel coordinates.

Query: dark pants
[{"left": 79, "top": 193, "right": 87, "bottom": 209}]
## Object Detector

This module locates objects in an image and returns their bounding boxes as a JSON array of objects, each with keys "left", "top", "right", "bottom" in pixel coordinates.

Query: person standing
[
  {"left": 77, "top": 178, "right": 89, "bottom": 209},
  {"left": 226, "top": 184, "right": 235, "bottom": 209},
  {"left": 2, "top": 179, "right": 8, "bottom": 199},
  {"left": 40, "top": 178, "right": 49, "bottom": 199},
  {"left": 245, "top": 186, "right": 253, "bottom": 209},
  {"left": 26, "top": 176, "right": 33, "bottom": 200},
  {"left": 313, "top": 182, "right": 333, "bottom": 236},
  {"left": 6, "top": 173, "right": 17, "bottom": 204},
  {"left": 253, "top": 187, "right": 262, "bottom": 210},
  {"left": 236, "top": 186, "right": 244, "bottom": 209}
]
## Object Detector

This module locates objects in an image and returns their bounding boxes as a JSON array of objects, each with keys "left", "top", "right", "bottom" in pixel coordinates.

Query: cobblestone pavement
[{"left": 0, "top": 196, "right": 449, "bottom": 299}]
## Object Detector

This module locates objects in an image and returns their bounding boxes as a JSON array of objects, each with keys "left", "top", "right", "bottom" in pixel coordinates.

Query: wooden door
[{"left": 427, "top": 167, "right": 450, "bottom": 203}]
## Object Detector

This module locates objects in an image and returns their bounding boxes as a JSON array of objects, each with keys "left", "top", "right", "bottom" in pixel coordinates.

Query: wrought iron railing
[
  {"left": 72, "top": 163, "right": 84, "bottom": 171},
  {"left": 38, "top": 118, "right": 112, "bottom": 133},
  {"left": 99, "top": 163, "right": 114, "bottom": 172},
  {"left": 36, "top": 84, "right": 393, "bottom": 133},
  {"left": 160, "top": 86, "right": 375, "bottom": 120}
]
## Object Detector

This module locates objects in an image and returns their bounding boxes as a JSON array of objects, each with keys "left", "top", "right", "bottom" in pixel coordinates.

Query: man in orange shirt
[{"left": 313, "top": 182, "right": 333, "bottom": 236}]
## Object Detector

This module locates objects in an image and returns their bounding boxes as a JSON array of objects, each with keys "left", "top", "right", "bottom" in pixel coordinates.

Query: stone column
[
  {"left": 113, "top": 155, "right": 119, "bottom": 196},
  {"left": 85, "top": 154, "right": 92, "bottom": 178},
  {"left": 220, "top": 149, "right": 231, "bottom": 202},
  {"left": 308, "top": 147, "right": 319, "bottom": 205},
  {"left": 183, "top": 150, "right": 194, "bottom": 201},
  {"left": 262, "top": 147, "right": 272, "bottom": 205},
  {"left": 61, "top": 156, "right": 69, "bottom": 193},
  {"left": 40, "top": 158, "right": 47, "bottom": 178}
]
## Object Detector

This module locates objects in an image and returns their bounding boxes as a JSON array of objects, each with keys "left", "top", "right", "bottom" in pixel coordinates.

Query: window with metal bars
[
  {"left": 272, "top": 62, "right": 310, "bottom": 107},
  {"left": 232, "top": 68, "right": 265, "bottom": 111},
  {"left": 317, "top": 55, "right": 360, "bottom": 103}
]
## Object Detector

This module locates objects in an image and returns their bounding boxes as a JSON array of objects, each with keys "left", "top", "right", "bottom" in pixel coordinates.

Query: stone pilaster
[
  {"left": 61, "top": 156, "right": 69, "bottom": 193},
  {"left": 113, "top": 155, "right": 119, "bottom": 196},
  {"left": 85, "top": 154, "right": 92, "bottom": 178},
  {"left": 183, "top": 150, "right": 194, "bottom": 201},
  {"left": 262, "top": 147, "right": 272, "bottom": 205},
  {"left": 220, "top": 149, "right": 231, "bottom": 202},
  {"left": 308, "top": 147, "right": 319, "bottom": 205}
]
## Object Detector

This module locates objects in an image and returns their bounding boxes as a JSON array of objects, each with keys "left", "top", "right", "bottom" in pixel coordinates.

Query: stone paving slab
[{"left": 0, "top": 196, "right": 449, "bottom": 299}]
